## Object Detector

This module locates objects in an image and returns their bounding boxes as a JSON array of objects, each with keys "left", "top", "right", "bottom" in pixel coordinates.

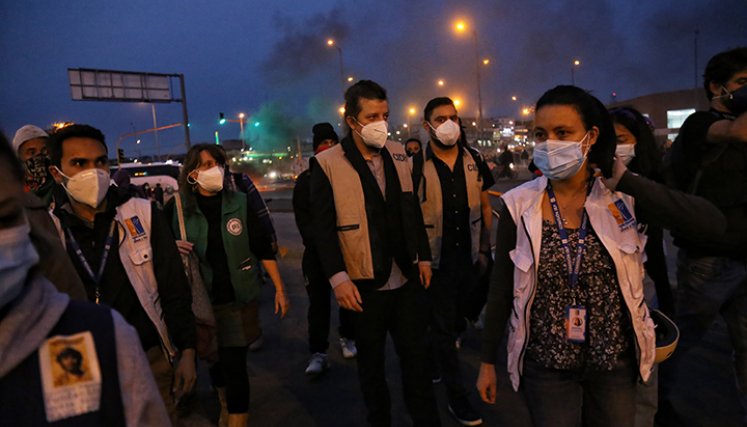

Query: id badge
[{"left": 565, "top": 305, "right": 587, "bottom": 344}]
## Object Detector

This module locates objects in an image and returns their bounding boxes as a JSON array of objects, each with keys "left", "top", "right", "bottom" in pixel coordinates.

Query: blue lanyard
[
  {"left": 66, "top": 220, "right": 117, "bottom": 304},
  {"left": 546, "top": 183, "right": 588, "bottom": 290}
]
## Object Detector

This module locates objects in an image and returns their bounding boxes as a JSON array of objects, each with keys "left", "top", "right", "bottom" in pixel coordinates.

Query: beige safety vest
[
  {"left": 418, "top": 146, "right": 483, "bottom": 268},
  {"left": 316, "top": 140, "right": 413, "bottom": 280}
]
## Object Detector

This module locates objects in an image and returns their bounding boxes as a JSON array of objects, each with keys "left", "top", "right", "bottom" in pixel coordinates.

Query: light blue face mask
[
  {"left": 533, "top": 133, "right": 590, "bottom": 180},
  {"left": 0, "top": 222, "right": 39, "bottom": 308}
]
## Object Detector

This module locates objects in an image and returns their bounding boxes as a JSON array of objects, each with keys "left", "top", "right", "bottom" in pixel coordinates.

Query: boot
[
  {"left": 227, "top": 413, "right": 249, "bottom": 427},
  {"left": 216, "top": 387, "right": 229, "bottom": 427}
]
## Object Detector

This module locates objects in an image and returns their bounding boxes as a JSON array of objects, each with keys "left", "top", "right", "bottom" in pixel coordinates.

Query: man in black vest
[
  {"left": 417, "top": 97, "right": 494, "bottom": 426},
  {"left": 658, "top": 47, "right": 747, "bottom": 425},
  {"left": 0, "top": 132, "right": 169, "bottom": 425},
  {"left": 310, "top": 80, "right": 440, "bottom": 426},
  {"left": 294, "top": 122, "right": 357, "bottom": 376}
]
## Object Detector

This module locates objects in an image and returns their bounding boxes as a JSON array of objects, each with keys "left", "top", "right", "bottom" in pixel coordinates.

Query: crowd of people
[{"left": 0, "top": 46, "right": 745, "bottom": 427}]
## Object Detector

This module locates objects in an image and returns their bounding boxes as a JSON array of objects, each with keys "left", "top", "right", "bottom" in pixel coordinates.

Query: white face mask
[
  {"left": 429, "top": 119, "right": 461, "bottom": 147},
  {"left": 354, "top": 119, "right": 388, "bottom": 149},
  {"left": 56, "top": 167, "right": 110, "bottom": 208},
  {"left": 193, "top": 165, "right": 224, "bottom": 193},
  {"left": 615, "top": 144, "right": 636, "bottom": 166},
  {"left": 0, "top": 222, "right": 38, "bottom": 308},
  {"left": 533, "top": 133, "right": 590, "bottom": 180}
]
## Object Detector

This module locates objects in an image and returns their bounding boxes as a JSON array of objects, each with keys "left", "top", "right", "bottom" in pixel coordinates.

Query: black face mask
[
  {"left": 718, "top": 85, "right": 747, "bottom": 116},
  {"left": 24, "top": 154, "right": 51, "bottom": 191}
]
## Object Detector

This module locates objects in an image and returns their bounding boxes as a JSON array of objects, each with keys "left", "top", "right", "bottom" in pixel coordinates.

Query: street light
[
  {"left": 238, "top": 113, "right": 246, "bottom": 150},
  {"left": 407, "top": 106, "right": 417, "bottom": 136},
  {"left": 453, "top": 19, "right": 484, "bottom": 133},
  {"left": 326, "top": 38, "right": 345, "bottom": 96},
  {"left": 437, "top": 79, "right": 445, "bottom": 87},
  {"left": 347, "top": 76, "right": 354, "bottom": 82},
  {"left": 511, "top": 96, "right": 518, "bottom": 101},
  {"left": 571, "top": 59, "right": 581, "bottom": 86}
]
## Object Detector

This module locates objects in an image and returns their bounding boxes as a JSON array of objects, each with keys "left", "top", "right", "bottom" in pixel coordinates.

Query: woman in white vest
[{"left": 475, "top": 86, "right": 725, "bottom": 427}]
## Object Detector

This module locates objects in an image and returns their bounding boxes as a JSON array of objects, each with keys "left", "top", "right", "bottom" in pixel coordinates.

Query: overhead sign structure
[
  {"left": 68, "top": 69, "right": 173, "bottom": 102},
  {"left": 67, "top": 67, "right": 191, "bottom": 149}
]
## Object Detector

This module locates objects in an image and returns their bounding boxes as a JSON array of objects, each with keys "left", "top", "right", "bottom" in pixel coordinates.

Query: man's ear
[
  {"left": 708, "top": 80, "right": 724, "bottom": 99},
  {"left": 49, "top": 164, "right": 64, "bottom": 184},
  {"left": 345, "top": 115, "right": 357, "bottom": 131}
]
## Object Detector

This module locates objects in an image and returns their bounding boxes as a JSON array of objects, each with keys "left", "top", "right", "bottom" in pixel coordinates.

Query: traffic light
[
  {"left": 218, "top": 112, "right": 226, "bottom": 125},
  {"left": 117, "top": 148, "right": 125, "bottom": 164}
]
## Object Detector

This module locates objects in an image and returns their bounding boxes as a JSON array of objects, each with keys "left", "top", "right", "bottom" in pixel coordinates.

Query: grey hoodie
[{"left": 0, "top": 276, "right": 169, "bottom": 426}]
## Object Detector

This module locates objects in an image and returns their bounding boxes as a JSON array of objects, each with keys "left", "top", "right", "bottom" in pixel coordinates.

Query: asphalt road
[{"left": 180, "top": 173, "right": 743, "bottom": 427}]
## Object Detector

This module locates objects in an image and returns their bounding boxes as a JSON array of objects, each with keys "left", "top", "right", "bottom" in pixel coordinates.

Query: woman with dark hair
[
  {"left": 166, "top": 143, "right": 289, "bottom": 427},
  {"left": 475, "top": 86, "right": 725, "bottom": 427},
  {"left": 609, "top": 107, "right": 673, "bottom": 316}
]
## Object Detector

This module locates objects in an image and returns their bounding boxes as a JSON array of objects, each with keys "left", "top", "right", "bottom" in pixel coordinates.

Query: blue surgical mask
[
  {"left": 0, "top": 221, "right": 39, "bottom": 308},
  {"left": 715, "top": 85, "right": 747, "bottom": 116},
  {"left": 533, "top": 133, "right": 590, "bottom": 180}
]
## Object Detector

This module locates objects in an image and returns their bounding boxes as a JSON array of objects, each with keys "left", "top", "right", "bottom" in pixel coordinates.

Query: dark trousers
[
  {"left": 521, "top": 356, "right": 638, "bottom": 427},
  {"left": 428, "top": 267, "right": 471, "bottom": 403},
  {"left": 305, "top": 271, "right": 355, "bottom": 354},
  {"left": 210, "top": 346, "right": 250, "bottom": 413},
  {"left": 354, "top": 281, "right": 440, "bottom": 427}
]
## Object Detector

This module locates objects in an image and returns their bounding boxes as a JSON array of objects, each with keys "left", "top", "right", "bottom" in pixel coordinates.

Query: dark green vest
[{"left": 173, "top": 191, "right": 261, "bottom": 303}]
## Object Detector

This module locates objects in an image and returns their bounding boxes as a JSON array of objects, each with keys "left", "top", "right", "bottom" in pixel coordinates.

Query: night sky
[{"left": 2, "top": 0, "right": 746, "bottom": 156}]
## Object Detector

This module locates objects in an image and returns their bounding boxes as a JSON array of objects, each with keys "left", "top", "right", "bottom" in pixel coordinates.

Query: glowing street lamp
[
  {"left": 437, "top": 79, "right": 445, "bottom": 87},
  {"left": 571, "top": 59, "right": 581, "bottom": 85},
  {"left": 326, "top": 38, "right": 345, "bottom": 95},
  {"left": 452, "top": 19, "right": 484, "bottom": 131},
  {"left": 511, "top": 96, "right": 518, "bottom": 101},
  {"left": 407, "top": 106, "right": 417, "bottom": 136},
  {"left": 347, "top": 76, "right": 354, "bottom": 82},
  {"left": 238, "top": 113, "right": 246, "bottom": 150},
  {"left": 338, "top": 106, "right": 345, "bottom": 115}
]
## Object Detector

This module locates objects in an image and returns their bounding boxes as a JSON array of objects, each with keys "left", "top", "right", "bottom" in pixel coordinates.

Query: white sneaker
[
  {"left": 339, "top": 337, "right": 357, "bottom": 359},
  {"left": 305, "top": 353, "right": 329, "bottom": 375}
]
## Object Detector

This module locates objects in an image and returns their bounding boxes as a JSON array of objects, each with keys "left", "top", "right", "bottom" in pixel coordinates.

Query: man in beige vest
[
  {"left": 310, "top": 80, "right": 440, "bottom": 426},
  {"left": 414, "top": 97, "right": 494, "bottom": 426}
]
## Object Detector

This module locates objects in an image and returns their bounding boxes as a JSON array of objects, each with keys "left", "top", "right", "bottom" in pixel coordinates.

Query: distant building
[{"left": 608, "top": 88, "right": 709, "bottom": 147}]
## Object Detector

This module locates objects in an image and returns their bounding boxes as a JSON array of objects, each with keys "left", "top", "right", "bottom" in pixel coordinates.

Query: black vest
[{"left": 0, "top": 300, "right": 125, "bottom": 426}]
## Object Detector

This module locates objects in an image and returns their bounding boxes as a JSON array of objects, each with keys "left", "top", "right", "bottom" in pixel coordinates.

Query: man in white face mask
[
  {"left": 415, "top": 97, "right": 494, "bottom": 426},
  {"left": 310, "top": 80, "right": 440, "bottom": 426},
  {"left": 47, "top": 124, "right": 197, "bottom": 423},
  {"left": 0, "top": 132, "right": 169, "bottom": 425}
]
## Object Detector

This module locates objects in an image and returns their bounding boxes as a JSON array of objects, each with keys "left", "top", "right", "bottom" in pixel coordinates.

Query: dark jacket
[
  {"left": 53, "top": 187, "right": 195, "bottom": 352},
  {"left": 24, "top": 192, "right": 87, "bottom": 301}
]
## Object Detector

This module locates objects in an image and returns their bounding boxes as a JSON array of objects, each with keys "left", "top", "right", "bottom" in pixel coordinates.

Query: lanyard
[
  {"left": 66, "top": 220, "right": 117, "bottom": 304},
  {"left": 546, "top": 183, "right": 588, "bottom": 291}
]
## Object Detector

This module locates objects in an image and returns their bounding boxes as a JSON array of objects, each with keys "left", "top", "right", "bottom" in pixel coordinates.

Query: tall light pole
[
  {"left": 327, "top": 39, "right": 345, "bottom": 96},
  {"left": 454, "top": 20, "right": 486, "bottom": 135},
  {"left": 407, "top": 106, "right": 417, "bottom": 137},
  {"left": 571, "top": 59, "right": 581, "bottom": 86},
  {"left": 238, "top": 113, "right": 246, "bottom": 150}
]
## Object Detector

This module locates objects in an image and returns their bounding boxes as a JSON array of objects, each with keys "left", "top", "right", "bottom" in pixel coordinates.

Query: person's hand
[
  {"left": 173, "top": 348, "right": 196, "bottom": 401},
  {"left": 476, "top": 362, "right": 498, "bottom": 404},
  {"left": 334, "top": 280, "right": 363, "bottom": 312},
  {"left": 275, "top": 288, "right": 290, "bottom": 318},
  {"left": 600, "top": 156, "right": 627, "bottom": 192},
  {"left": 175, "top": 240, "right": 194, "bottom": 255},
  {"left": 418, "top": 262, "right": 432, "bottom": 289},
  {"left": 476, "top": 252, "right": 491, "bottom": 277}
]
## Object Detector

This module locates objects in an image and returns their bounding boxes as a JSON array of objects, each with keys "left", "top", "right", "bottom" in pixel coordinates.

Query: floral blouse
[{"left": 525, "top": 220, "right": 631, "bottom": 371}]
